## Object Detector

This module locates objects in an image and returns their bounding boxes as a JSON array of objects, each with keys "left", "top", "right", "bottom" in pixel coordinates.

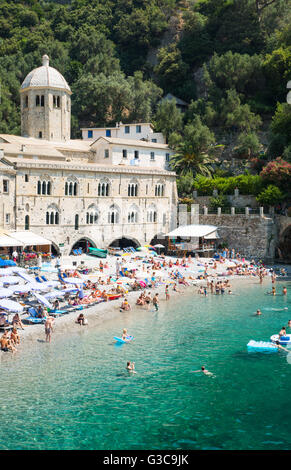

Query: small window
[
  {"left": 25, "top": 174, "right": 29, "bottom": 182},
  {"left": 136, "top": 125, "right": 141, "bottom": 133},
  {"left": 106, "top": 129, "right": 111, "bottom": 137},
  {"left": 36, "top": 95, "right": 40, "bottom": 106},
  {"left": 3, "top": 180, "right": 9, "bottom": 193},
  {"left": 41, "top": 95, "right": 44, "bottom": 107},
  {"left": 39, "top": 131, "right": 42, "bottom": 139},
  {"left": 134, "top": 150, "right": 139, "bottom": 159},
  {"left": 166, "top": 153, "right": 170, "bottom": 162},
  {"left": 24, "top": 215, "right": 30, "bottom": 231},
  {"left": 151, "top": 138, "right": 157, "bottom": 143},
  {"left": 150, "top": 152, "right": 155, "bottom": 161},
  {"left": 104, "top": 149, "right": 109, "bottom": 158},
  {"left": 125, "top": 126, "right": 130, "bottom": 134},
  {"left": 5, "top": 214, "right": 10, "bottom": 224},
  {"left": 57, "top": 96, "right": 60, "bottom": 108},
  {"left": 88, "top": 130, "right": 93, "bottom": 138},
  {"left": 75, "top": 214, "right": 79, "bottom": 230},
  {"left": 122, "top": 149, "right": 127, "bottom": 159}
]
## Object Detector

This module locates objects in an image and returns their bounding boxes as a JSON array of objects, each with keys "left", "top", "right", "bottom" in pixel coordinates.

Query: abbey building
[{"left": 0, "top": 55, "right": 177, "bottom": 255}]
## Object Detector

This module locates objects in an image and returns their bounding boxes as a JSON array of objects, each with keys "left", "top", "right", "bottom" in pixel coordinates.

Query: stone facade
[
  {"left": 0, "top": 55, "right": 177, "bottom": 255},
  {"left": 199, "top": 213, "right": 277, "bottom": 261}
]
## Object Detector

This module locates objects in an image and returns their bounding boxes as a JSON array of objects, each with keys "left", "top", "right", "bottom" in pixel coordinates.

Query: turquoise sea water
[{"left": 0, "top": 280, "right": 291, "bottom": 450}]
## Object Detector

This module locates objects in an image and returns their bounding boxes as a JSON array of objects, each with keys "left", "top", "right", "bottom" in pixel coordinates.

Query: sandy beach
[{"left": 10, "top": 263, "right": 261, "bottom": 351}]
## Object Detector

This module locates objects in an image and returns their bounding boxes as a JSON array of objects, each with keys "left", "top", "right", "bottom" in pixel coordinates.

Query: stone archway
[
  {"left": 70, "top": 237, "right": 97, "bottom": 254},
  {"left": 108, "top": 236, "right": 140, "bottom": 250}
]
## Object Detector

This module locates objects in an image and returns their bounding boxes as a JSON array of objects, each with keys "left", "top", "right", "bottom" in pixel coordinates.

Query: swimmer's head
[
  {"left": 201, "top": 366, "right": 205, "bottom": 371},
  {"left": 275, "top": 341, "right": 280, "bottom": 345}
]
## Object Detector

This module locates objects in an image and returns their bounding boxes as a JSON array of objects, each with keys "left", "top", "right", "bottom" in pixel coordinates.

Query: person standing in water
[
  {"left": 45, "top": 316, "right": 55, "bottom": 343},
  {"left": 153, "top": 293, "right": 159, "bottom": 311},
  {"left": 165, "top": 285, "right": 170, "bottom": 301}
]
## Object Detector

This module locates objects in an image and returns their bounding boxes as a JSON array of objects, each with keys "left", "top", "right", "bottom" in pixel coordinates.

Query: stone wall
[{"left": 199, "top": 213, "right": 277, "bottom": 261}]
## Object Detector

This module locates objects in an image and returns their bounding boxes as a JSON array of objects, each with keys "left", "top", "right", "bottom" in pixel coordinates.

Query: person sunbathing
[
  {"left": 101, "top": 290, "right": 109, "bottom": 301},
  {"left": 1, "top": 331, "right": 16, "bottom": 352},
  {"left": 12, "top": 313, "right": 24, "bottom": 330}
]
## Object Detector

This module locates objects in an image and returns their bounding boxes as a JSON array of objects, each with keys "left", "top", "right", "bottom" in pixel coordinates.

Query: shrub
[
  {"left": 260, "top": 158, "right": 291, "bottom": 190},
  {"left": 256, "top": 185, "right": 285, "bottom": 206},
  {"left": 209, "top": 195, "right": 230, "bottom": 210}
]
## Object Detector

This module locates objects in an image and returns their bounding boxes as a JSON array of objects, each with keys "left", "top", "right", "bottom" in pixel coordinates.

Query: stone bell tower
[{"left": 20, "top": 55, "right": 72, "bottom": 141}]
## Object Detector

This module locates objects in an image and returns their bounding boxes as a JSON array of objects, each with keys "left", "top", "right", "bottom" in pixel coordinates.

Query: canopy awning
[
  {"left": 167, "top": 224, "right": 217, "bottom": 238},
  {"left": 0, "top": 234, "right": 24, "bottom": 247},
  {"left": 204, "top": 230, "right": 220, "bottom": 240},
  {"left": 7, "top": 231, "right": 52, "bottom": 247}
]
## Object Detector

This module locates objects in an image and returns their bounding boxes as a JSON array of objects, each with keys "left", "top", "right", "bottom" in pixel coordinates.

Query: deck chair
[
  {"left": 73, "top": 250, "right": 78, "bottom": 256},
  {"left": 58, "top": 273, "right": 67, "bottom": 284},
  {"left": 41, "top": 275, "right": 48, "bottom": 282},
  {"left": 35, "top": 276, "right": 43, "bottom": 283},
  {"left": 25, "top": 307, "right": 46, "bottom": 324}
]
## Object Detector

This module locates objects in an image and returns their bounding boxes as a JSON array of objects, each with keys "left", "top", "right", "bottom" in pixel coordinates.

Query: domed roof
[{"left": 20, "top": 55, "right": 71, "bottom": 93}]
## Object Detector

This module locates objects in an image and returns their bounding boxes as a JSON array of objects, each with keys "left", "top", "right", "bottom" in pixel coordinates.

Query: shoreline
[{"left": 10, "top": 275, "right": 261, "bottom": 353}]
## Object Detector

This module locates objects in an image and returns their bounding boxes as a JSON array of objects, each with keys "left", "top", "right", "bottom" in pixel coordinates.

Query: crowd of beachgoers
[{"left": 0, "top": 248, "right": 288, "bottom": 354}]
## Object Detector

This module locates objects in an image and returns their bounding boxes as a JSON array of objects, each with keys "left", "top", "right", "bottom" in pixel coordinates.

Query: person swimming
[
  {"left": 193, "top": 366, "right": 214, "bottom": 376},
  {"left": 126, "top": 361, "right": 137, "bottom": 373}
]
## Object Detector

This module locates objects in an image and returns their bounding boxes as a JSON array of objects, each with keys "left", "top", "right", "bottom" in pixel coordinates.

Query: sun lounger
[
  {"left": 25, "top": 307, "right": 46, "bottom": 324},
  {"left": 41, "top": 276, "right": 48, "bottom": 282},
  {"left": 35, "top": 276, "right": 43, "bottom": 283}
]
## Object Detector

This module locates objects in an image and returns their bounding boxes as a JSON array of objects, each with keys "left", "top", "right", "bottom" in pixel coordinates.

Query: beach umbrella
[
  {"left": 34, "top": 293, "right": 53, "bottom": 309},
  {"left": 0, "top": 288, "right": 15, "bottom": 298},
  {"left": 0, "top": 298, "right": 23, "bottom": 313},
  {"left": 12, "top": 284, "right": 35, "bottom": 294},
  {"left": 41, "top": 280, "right": 61, "bottom": 288},
  {"left": 17, "top": 272, "right": 35, "bottom": 283},
  {"left": 1, "top": 276, "right": 20, "bottom": 285},
  {"left": 44, "top": 290, "right": 67, "bottom": 300},
  {"left": 27, "top": 283, "right": 50, "bottom": 291},
  {"left": 64, "top": 278, "right": 84, "bottom": 285},
  {"left": 154, "top": 244, "right": 165, "bottom": 254},
  {"left": 11, "top": 267, "right": 26, "bottom": 273},
  {"left": 0, "top": 268, "right": 15, "bottom": 276}
]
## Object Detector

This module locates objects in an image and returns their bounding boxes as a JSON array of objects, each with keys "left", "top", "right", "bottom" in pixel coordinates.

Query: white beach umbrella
[
  {"left": 17, "top": 272, "right": 35, "bottom": 283},
  {"left": 1, "top": 276, "right": 20, "bottom": 285},
  {"left": 0, "top": 268, "right": 15, "bottom": 276},
  {"left": 0, "top": 288, "right": 15, "bottom": 298},
  {"left": 64, "top": 278, "right": 84, "bottom": 285},
  {"left": 27, "top": 283, "right": 50, "bottom": 291},
  {"left": 34, "top": 293, "right": 53, "bottom": 309},
  {"left": 0, "top": 298, "right": 23, "bottom": 313},
  {"left": 12, "top": 284, "right": 34, "bottom": 294},
  {"left": 44, "top": 290, "right": 67, "bottom": 300}
]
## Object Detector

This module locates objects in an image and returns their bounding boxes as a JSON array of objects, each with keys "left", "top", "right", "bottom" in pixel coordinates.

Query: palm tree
[
  {"left": 171, "top": 141, "right": 216, "bottom": 177},
  {"left": 170, "top": 118, "right": 219, "bottom": 177}
]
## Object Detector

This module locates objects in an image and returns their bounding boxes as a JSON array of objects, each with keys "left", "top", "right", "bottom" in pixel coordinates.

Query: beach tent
[{"left": 0, "top": 298, "right": 23, "bottom": 313}]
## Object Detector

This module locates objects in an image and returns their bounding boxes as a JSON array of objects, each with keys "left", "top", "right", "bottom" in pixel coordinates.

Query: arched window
[
  {"left": 128, "top": 182, "right": 138, "bottom": 197},
  {"left": 75, "top": 214, "right": 79, "bottom": 230},
  {"left": 57, "top": 96, "right": 60, "bottom": 108},
  {"left": 65, "top": 177, "right": 78, "bottom": 196},
  {"left": 46, "top": 204, "right": 60, "bottom": 225},
  {"left": 147, "top": 205, "right": 157, "bottom": 223},
  {"left": 35, "top": 95, "right": 40, "bottom": 106},
  {"left": 24, "top": 215, "right": 29, "bottom": 230},
  {"left": 41, "top": 95, "right": 44, "bottom": 107},
  {"left": 98, "top": 180, "right": 110, "bottom": 197},
  {"left": 155, "top": 183, "right": 165, "bottom": 197},
  {"left": 37, "top": 177, "right": 52, "bottom": 195},
  {"left": 108, "top": 205, "right": 120, "bottom": 224}
]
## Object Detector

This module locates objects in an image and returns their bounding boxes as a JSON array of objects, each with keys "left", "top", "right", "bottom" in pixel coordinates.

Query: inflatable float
[
  {"left": 247, "top": 340, "right": 278, "bottom": 352},
  {"left": 270, "top": 334, "right": 291, "bottom": 345},
  {"left": 114, "top": 335, "right": 134, "bottom": 344}
]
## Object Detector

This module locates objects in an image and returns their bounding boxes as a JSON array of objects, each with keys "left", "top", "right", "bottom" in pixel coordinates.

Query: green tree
[
  {"left": 154, "top": 99, "right": 183, "bottom": 142},
  {"left": 170, "top": 117, "right": 216, "bottom": 177}
]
